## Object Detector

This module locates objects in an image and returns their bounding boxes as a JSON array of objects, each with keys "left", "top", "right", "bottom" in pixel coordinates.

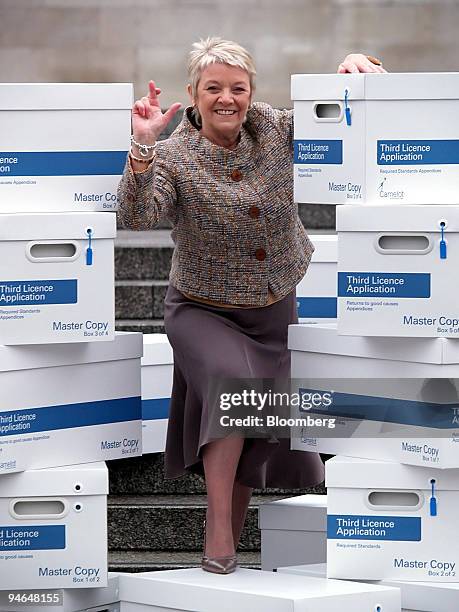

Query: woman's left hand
[{"left": 338, "top": 53, "right": 387, "bottom": 74}]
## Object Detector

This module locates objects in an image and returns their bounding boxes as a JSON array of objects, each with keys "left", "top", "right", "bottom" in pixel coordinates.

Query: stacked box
[
  {"left": 0, "top": 83, "right": 139, "bottom": 593},
  {"left": 258, "top": 494, "right": 327, "bottom": 571},
  {"left": 290, "top": 71, "right": 459, "bottom": 591},
  {"left": 296, "top": 235, "right": 337, "bottom": 323},
  {"left": 141, "top": 334, "right": 173, "bottom": 454},
  {"left": 0, "top": 463, "right": 108, "bottom": 590},
  {"left": 0, "top": 332, "right": 142, "bottom": 474},
  {"left": 292, "top": 72, "right": 459, "bottom": 205},
  {"left": 278, "top": 564, "right": 459, "bottom": 612},
  {"left": 117, "top": 568, "right": 401, "bottom": 611},
  {"left": 0, "top": 83, "right": 132, "bottom": 213},
  {"left": 326, "top": 456, "right": 459, "bottom": 582},
  {"left": 0, "top": 212, "right": 116, "bottom": 345},
  {"left": 289, "top": 324, "right": 459, "bottom": 468},
  {"left": 337, "top": 205, "right": 459, "bottom": 338}
]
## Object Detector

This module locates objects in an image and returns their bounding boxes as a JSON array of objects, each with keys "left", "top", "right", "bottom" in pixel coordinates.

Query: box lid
[
  {"left": 291, "top": 74, "right": 366, "bottom": 101},
  {"left": 310, "top": 235, "right": 337, "bottom": 262},
  {"left": 443, "top": 338, "right": 459, "bottom": 363},
  {"left": 0, "top": 83, "right": 133, "bottom": 111},
  {"left": 118, "top": 568, "right": 400, "bottom": 611},
  {"left": 258, "top": 494, "right": 327, "bottom": 531},
  {"left": 278, "top": 563, "right": 459, "bottom": 612},
  {"left": 141, "top": 333, "right": 173, "bottom": 366},
  {"left": 364, "top": 72, "right": 459, "bottom": 100},
  {"left": 0, "top": 212, "right": 117, "bottom": 240},
  {"left": 288, "top": 324, "right": 451, "bottom": 364},
  {"left": 0, "top": 331, "right": 142, "bottom": 373},
  {"left": 0, "top": 462, "right": 108, "bottom": 497},
  {"left": 326, "top": 456, "right": 459, "bottom": 491},
  {"left": 337, "top": 205, "right": 459, "bottom": 233},
  {"left": 291, "top": 72, "right": 459, "bottom": 101}
]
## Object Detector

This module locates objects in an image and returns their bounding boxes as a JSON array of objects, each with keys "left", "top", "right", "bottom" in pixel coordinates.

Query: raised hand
[{"left": 132, "top": 80, "right": 182, "bottom": 147}]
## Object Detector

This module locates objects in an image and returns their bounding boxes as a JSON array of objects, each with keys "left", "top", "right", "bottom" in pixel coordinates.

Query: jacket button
[
  {"left": 230, "top": 169, "right": 243, "bottom": 182},
  {"left": 249, "top": 205, "right": 260, "bottom": 219},
  {"left": 255, "top": 248, "right": 266, "bottom": 261}
]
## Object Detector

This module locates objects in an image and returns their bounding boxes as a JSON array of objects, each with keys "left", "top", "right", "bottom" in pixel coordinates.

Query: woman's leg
[
  {"left": 232, "top": 481, "right": 253, "bottom": 549},
  {"left": 202, "top": 436, "right": 244, "bottom": 558}
]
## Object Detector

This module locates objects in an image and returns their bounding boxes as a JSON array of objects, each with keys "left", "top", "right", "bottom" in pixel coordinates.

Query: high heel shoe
[{"left": 201, "top": 519, "right": 237, "bottom": 575}]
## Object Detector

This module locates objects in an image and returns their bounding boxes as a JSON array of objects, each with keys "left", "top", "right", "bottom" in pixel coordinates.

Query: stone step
[
  {"left": 107, "top": 454, "right": 326, "bottom": 497},
  {"left": 298, "top": 203, "right": 335, "bottom": 230},
  {"left": 115, "top": 319, "right": 165, "bottom": 334},
  {"left": 108, "top": 550, "right": 260, "bottom": 572},
  {"left": 115, "top": 230, "right": 174, "bottom": 281},
  {"left": 115, "top": 280, "right": 168, "bottom": 320},
  {"left": 107, "top": 495, "right": 277, "bottom": 552}
]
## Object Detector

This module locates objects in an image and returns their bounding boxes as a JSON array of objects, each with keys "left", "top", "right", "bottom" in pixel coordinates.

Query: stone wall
[{"left": 1, "top": 0, "right": 458, "bottom": 108}]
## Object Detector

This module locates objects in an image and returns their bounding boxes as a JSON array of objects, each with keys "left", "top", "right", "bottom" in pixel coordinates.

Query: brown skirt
[{"left": 163, "top": 284, "right": 325, "bottom": 489}]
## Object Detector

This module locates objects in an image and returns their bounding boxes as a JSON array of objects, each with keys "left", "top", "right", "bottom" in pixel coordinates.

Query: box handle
[
  {"left": 366, "top": 490, "right": 423, "bottom": 511},
  {"left": 9, "top": 497, "right": 69, "bottom": 520},
  {"left": 375, "top": 234, "right": 432, "bottom": 255},
  {"left": 313, "top": 101, "right": 343, "bottom": 123},
  {"left": 26, "top": 241, "right": 80, "bottom": 263}
]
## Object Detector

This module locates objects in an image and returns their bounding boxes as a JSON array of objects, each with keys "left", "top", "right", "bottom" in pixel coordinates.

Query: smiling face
[{"left": 189, "top": 63, "right": 252, "bottom": 146}]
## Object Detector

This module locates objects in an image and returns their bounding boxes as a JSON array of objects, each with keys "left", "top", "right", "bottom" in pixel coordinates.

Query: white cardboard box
[
  {"left": 0, "top": 212, "right": 116, "bottom": 345},
  {"left": 259, "top": 494, "right": 327, "bottom": 571},
  {"left": 60, "top": 573, "right": 120, "bottom": 612},
  {"left": 289, "top": 323, "right": 459, "bottom": 468},
  {"left": 278, "top": 563, "right": 459, "bottom": 612},
  {"left": 297, "top": 235, "right": 337, "bottom": 324},
  {"left": 292, "top": 72, "right": 459, "bottom": 205},
  {"left": 0, "top": 332, "right": 142, "bottom": 473},
  {"left": 0, "top": 83, "right": 132, "bottom": 212},
  {"left": 117, "top": 568, "right": 401, "bottom": 611},
  {"left": 141, "top": 334, "right": 173, "bottom": 454},
  {"left": 326, "top": 456, "right": 459, "bottom": 582},
  {"left": 0, "top": 463, "right": 107, "bottom": 590},
  {"left": 337, "top": 205, "right": 459, "bottom": 338}
]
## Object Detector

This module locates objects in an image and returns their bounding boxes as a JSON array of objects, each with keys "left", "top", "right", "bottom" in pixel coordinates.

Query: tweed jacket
[{"left": 117, "top": 102, "right": 314, "bottom": 306}]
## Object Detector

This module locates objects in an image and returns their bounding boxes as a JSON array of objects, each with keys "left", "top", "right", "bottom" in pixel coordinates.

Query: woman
[{"left": 117, "top": 38, "right": 385, "bottom": 574}]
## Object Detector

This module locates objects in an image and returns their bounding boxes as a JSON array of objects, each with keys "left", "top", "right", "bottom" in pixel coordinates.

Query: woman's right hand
[{"left": 132, "top": 80, "right": 182, "bottom": 146}]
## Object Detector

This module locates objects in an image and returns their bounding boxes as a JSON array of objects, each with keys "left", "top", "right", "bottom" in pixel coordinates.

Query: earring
[{"left": 192, "top": 105, "right": 202, "bottom": 127}]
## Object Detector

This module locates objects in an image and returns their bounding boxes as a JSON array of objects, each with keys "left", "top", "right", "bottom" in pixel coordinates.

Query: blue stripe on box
[
  {"left": 299, "top": 388, "right": 459, "bottom": 428},
  {"left": 294, "top": 140, "right": 343, "bottom": 164},
  {"left": 338, "top": 272, "right": 431, "bottom": 298},
  {"left": 378, "top": 140, "right": 459, "bottom": 165},
  {"left": 0, "top": 151, "right": 127, "bottom": 176},
  {"left": 297, "top": 297, "right": 337, "bottom": 318},
  {"left": 0, "top": 280, "right": 77, "bottom": 306},
  {"left": 0, "top": 525, "right": 65, "bottom": 550},
  {"left": 142, "top": 397, "right": 170, "bottom": 420},
  {"left": 328, "top": 515, "right": 421, "bottom": 541},
  {"left": 0, "top": 397, "right": 141, "bottom": 437}
]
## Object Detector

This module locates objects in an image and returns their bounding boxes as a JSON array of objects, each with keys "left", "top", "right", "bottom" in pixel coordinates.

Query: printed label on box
[
  {"left": 328, "top": 515, "right": 421, "bottom": 541},
  {"left": 0, "top": 280, "right": 78, "bottom": 306},
  {"left": 338, "top": 272, "right": 431, "bottom": 298},
  {"left": 377, "top": 140, "right": 459, "bottom": 165},
  {"left": 294, "top": 140, "right": 343, "bottom": 164},
  {"left": 0, "top": 151, "right": 127, "bottom": 176},
  {"left": 0, "top": 526, "right": 65, "bottom": 550}
]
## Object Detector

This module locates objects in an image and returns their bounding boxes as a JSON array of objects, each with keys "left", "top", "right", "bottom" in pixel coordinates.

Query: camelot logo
[{"left": 378, "top": 177, "right": 405, "bottom": 200}]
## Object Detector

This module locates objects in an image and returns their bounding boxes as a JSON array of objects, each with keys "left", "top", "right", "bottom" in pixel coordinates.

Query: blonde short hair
[{"left": 188, "top": 37, "right": 257, "bottom": 99}]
